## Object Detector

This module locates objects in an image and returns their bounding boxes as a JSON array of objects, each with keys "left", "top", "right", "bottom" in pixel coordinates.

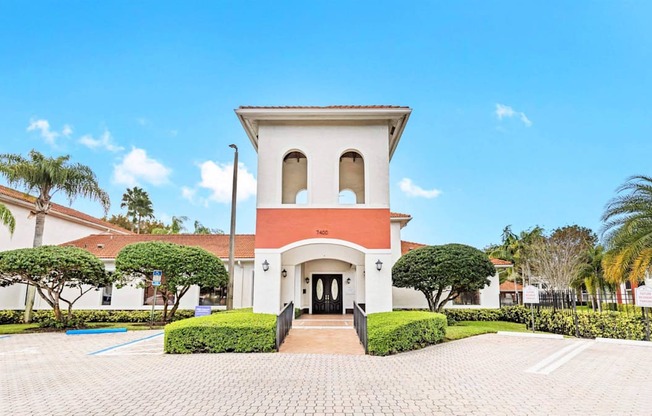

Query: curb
[
  {"left": 595, "top": 337, "right": 652, "bottom": 347},
  {"left": 497, "top": 331, "right": 564, "bottom": 340}
]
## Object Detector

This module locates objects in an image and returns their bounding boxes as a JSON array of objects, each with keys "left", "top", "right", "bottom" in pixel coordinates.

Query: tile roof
[
  {"left": 0, "top": 185, "right": 131, "bottom": 234},
  {"left": 63, "top": 234, "right": 256, "bottom": 259},
  {"left": 490, "top": 258, "right": 513, "bottom": 266},
  {"left": 238, "top": 105, "right": 410, "bottom": 109},
  {"left": 499, "top": 281, "right": 524, "bottom": 292},
  {"left": 401, "top": 240, "right": 427, "bottom": 255},
  {"left": 390, "top": 212, "right": 412, "bottom": 218}
]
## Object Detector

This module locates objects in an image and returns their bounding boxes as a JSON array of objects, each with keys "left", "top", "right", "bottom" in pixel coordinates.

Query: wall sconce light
[
  {"left": 281, "top": 269, "right": 287, "bottom": 278},
  {"left": 262, "top": 260, "right": 269, "bottom": 272},
  {"left": 346, "top": 277, "right": 351, "bottom": 285},
  {"left": 376, "top": 259, "right": 383, "bottom": 271},
  {"left": 305, "top": 277, "right": 310, "bottom": 284}
]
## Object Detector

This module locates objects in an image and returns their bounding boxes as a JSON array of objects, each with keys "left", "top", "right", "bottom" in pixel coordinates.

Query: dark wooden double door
[{"left": 312, "top": 274, "right": 343, "bottom": 314}]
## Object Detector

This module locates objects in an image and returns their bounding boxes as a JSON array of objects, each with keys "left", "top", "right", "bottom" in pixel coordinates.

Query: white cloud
[
  {"left": 62, "top": 124, "right": 73, "bottom": 137},
  {"left": 79, "top": 129, "right": 124, "bottom": 152},
  {"left": 113, "top": 147, "right": 171, "bottom": 186},
  {"left": 495, "top": 103, "right": 532, "bottom": 127},
  {"left": 181, "top": 186, "right": 196, "bottom": 201},
  {"left": 193, "top": 161, "right": 257, "bottom": 203},
  {"left": 27, "top": 119, "right": 60, "bottom": 145},
  {"left": 399, "top": 178, "right": 442, "bottom": 199},
  {"left": 519, "top": 113, "right": 532, "bottom": 127}
]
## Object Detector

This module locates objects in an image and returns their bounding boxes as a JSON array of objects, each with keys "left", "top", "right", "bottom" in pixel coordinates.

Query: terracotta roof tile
[
  {"left": 490, "top": 258, "right": 513, "bottom": 266},
  {"left": 0, "top": 185, "right": 132, "bottom": 234},
  {"left": 63, "top": 234, "right": 256, "bottom": 259},
  {"left": 401, "top": 240, "right": 427, "bottom": 255},
  {"left": 390, "top": 212, "right": 412, "bottom": 218},
  {"left": 238, "top": 105, "right": 410, "bottom": 109},
  {"left": 499, "top": 281, "right": 523, "bottom": 292}
]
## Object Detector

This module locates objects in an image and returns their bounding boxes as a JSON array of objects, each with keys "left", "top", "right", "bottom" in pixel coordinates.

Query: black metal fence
[
  {"left": 524, "top": 289, "right": 651, "bottom": 340},
  {"left": 276, "top": 301, "right": 293, "bottom": 351},
  {"left": 353, "top": 301, "right": 368, "bottom": 354}
]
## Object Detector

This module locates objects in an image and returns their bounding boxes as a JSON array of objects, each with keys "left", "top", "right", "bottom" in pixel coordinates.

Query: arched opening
[
  {"left": 282, "top": 151, "right": 307, "bottom": 204},
  {"left": 339, "top": 151, "right": 364, "bottom": 204}
]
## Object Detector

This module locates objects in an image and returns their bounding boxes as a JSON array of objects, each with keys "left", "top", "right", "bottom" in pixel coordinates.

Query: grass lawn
[
  {"left": 0, "top": 322, "right": 165, "bottom": 335},
  {"left": 445, "top": 321, "right": 531, "bottom": 341}
]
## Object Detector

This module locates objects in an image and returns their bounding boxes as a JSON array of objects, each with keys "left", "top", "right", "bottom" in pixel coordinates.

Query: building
[
  {"left": 0, "top": 184, "right": 131, "bottom": 309},
  {"left": 0, "top": 106, "right": 506, "bottom": 313}
]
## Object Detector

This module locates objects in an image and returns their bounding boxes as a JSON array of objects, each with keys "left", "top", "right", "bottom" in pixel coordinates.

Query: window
[
  {"left": 199, "top": 286, "right": 227, "bottom": 306},
  {"left": 282, "top": 151, "right": 307, "bottom": 204},
  {"left": 143, "top": 283, "right": 175, "bottom": 306},
  {"left": 453, "top": 290, "right": 480, "bottom": 305},
  {"left": 101, "top": 285, "right": 113, "bottom": 306},
  {"left": 339, "top": 151, "right": 364, "bottom": 204}
]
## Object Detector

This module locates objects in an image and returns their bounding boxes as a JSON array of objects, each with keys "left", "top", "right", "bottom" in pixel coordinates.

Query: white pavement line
[
  {"left": 537, "top": 341, "right": 593, "bottom": 375},
  {"left": 497, "top": 331, "right": 563, "bottom": 340},
  {"left": 88, "top": 332, "right": 163, "bottom": 356},
  {"left": 292, "top": 326, "right": 354, "bottom": 330},
  {"left": 595, "top": 337, "right": 652, "bottom": 347},
  {"left": 526, "top": 341, "right": 589, "bottom": 374}
]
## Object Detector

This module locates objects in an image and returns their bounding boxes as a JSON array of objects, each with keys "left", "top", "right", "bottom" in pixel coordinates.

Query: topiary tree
[
  {"left": 0, "top": 246, "right": 111, "bottom": 323},
  {"left": 392, "top": 243, "right": 496, "bottom": 312},
  {"left": 115, "top": 241, "right": 227, "bottom": 321}
]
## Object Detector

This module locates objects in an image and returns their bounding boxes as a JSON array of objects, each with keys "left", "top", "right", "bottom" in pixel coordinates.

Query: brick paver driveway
[{"left": 1, "top": 330, "right": 651, "bottom": 415}]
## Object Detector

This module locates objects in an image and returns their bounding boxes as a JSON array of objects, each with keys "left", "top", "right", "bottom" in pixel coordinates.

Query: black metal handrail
[
  {"left": 353, "top": 301, "right": 368, "bottom": 354},
  {"left": 276, "top": 301, "right": 294, "bottom": 351}
]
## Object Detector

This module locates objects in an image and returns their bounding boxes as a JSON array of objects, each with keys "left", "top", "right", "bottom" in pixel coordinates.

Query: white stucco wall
[
  {"left": 392, "top": 272, "right": 501, "bottom": 310},
  {"left": 256, "top": 123, "right": 390, "bottom": 208},
  {"left": 0, "top": 201, "right": 124, "bottom": 251},
  {"left": 0, "top": 257, "right": 255, "bottom": 311}
]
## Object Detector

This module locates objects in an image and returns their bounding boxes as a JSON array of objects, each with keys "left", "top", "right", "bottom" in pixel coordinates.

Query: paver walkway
[
  {"left": 2, "top": 331, "right": 652, "bottom": 414},
  {"left": 279, "top": 314, "right": 365, "bottom": 355}
]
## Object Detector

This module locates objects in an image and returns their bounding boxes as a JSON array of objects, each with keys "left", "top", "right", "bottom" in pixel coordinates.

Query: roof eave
[{"left": 234, "top": 107, "right": 412, "bottom": 157}]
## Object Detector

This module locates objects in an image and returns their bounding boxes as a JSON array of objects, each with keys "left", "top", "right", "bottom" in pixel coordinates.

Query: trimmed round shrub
[
  {"left": 164, "top": 309, "right": 277, "bottom": 354},
  {"left": 367, "top": 311, "right": 447, "bottom": 356}
]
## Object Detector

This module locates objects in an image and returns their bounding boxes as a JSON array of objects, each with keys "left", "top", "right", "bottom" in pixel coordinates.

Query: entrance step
[{"left": 279, "top": 314, "right": 365, "bottom": 355}]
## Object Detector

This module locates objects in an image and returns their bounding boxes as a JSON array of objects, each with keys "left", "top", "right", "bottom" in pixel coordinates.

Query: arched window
[
  {"left": 339, "top": 151, "right": 365, "bottom": 204},
  {"left": 282, "top": 151, "right": 307, "bottom": 204}
]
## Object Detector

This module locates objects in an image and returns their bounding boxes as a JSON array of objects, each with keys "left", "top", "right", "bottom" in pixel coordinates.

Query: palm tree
[
  {"left": 0, "top": 150, "right": 110, "bottom": 322},
  {"left": 0, "top": 203, "right": 15, "bottom": 235},
  {"left": 601, "top": 175, "right": 652, "bottom": 284},
  {"left": 170, "top": 215, "right": 188, "bottom": 234},
  {"left": 120, "top": 187, "right": 154, "bottom": 234},
  {"left": 575, "top": 245, "right": 609, "bottom": 311}
]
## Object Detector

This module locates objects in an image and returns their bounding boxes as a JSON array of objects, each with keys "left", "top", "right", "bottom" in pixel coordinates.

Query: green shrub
[
  {"left": 164, "top": 309, "right": 277, "bottom": 354},
  {"left": 0, "top": 309, "right": 197, "bottom": 325},
  {"left": 367, "top": 311, "right": 447, "bottom": 356},
  {"left": 294, "top": 308, "right": 302, "bottom": 319},
  {"left": 442, "top": 306, "right": 649, "bottom": 341}
]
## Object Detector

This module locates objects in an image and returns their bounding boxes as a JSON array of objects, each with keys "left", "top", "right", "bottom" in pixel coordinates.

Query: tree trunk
[{"left": 23, "top": 212, "right": 46, "bottom": 323}]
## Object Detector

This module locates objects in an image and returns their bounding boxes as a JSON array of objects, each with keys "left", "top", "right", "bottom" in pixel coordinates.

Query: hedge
[
  {"left": 0, "top": 309, "right": 197, "bottom": 325},
  {"left": 164, "top": 309, "right": 276, "bottom": 354},
  {"left": 367, "top": 311, "right": 447, "bottom": 356},
  {"left": 444, "top": 305, "right": 651, "bottom": 341}
]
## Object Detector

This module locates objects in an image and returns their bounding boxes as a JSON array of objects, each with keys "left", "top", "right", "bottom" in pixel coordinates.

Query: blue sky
[{"left": 1, "top": 1, "right": 651, "bottom": 249}]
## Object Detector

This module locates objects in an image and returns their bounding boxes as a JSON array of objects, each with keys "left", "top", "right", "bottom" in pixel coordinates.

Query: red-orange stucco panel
[{"left": 255, "top": 208, "right": 391, "bottom": 249}]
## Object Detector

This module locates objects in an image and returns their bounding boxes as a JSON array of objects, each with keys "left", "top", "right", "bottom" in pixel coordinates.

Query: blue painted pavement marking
[
  {"left": 67, "top": 327, "right": 127, "bottom": 335},
  {"left": 88, "top": 331, "right": 163, "bottom": 356},
  {"left": 0, "top": 335, "right": 10, "bottom": 340}
]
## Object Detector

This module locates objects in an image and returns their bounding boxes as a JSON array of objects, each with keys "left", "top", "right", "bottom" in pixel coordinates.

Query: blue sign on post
[
  {"left": 195, "top": 305, "right": 212, "bottom": 317},
  {"left": 152, "top": 270, "right": 162, "bottom": 286}
]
